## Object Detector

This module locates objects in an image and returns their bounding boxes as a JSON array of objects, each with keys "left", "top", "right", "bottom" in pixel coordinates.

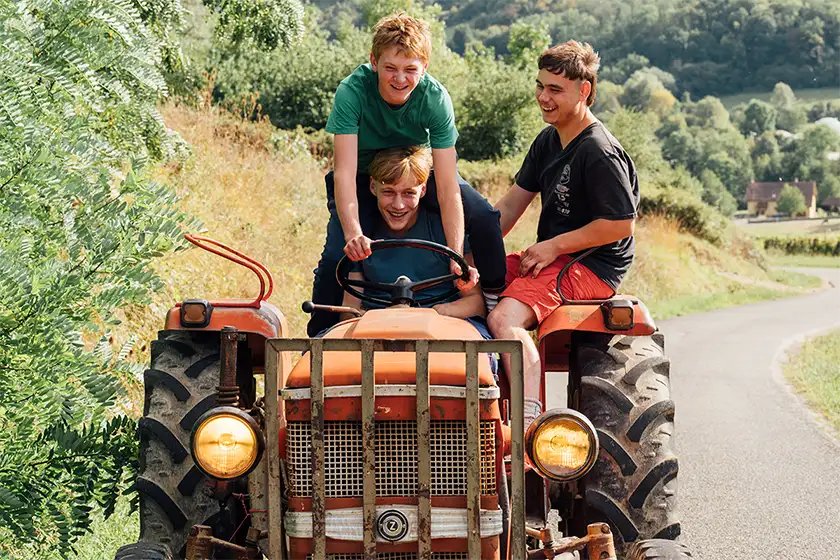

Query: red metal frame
[{"left": 182, "top": 234, "right": 274, "bottom": 308}]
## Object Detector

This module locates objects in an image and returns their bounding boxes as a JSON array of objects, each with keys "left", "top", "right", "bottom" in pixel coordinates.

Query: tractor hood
[{"left": 286, "top": 308, "right": 496, "bottom": 388}]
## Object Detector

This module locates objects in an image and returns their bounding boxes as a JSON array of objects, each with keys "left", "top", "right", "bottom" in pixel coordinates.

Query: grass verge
[
  {"left": 783, "top": 329, "right": 840, "bottom": 434},
  {"left": 766, "top": 253, "right": 840, "bottom": 268},
  {"left": 67, "top": 499, "right": 138, "bottom": 560}
]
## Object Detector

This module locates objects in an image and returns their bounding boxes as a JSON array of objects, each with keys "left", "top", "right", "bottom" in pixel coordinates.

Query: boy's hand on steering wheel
[
  {"left": 344, "top": 234, "right": 373, "bottom": 261},
  {"left": 452, "top": 262, "right": 479, "bottom": 292}
]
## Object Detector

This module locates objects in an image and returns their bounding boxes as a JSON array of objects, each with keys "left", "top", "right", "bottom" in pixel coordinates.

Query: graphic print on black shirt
[{"left": 514, "top": 121, "right": 639, "bottom": 290}]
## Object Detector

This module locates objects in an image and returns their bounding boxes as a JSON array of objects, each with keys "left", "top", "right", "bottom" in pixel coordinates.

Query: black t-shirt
[{"left": 515, "top": 122, "right": 639, "bottom": 290}]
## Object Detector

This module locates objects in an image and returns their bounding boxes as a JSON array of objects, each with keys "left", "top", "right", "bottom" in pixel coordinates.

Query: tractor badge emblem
[{"left": 376, "top": 510, "right": 409, "bottom": 542}]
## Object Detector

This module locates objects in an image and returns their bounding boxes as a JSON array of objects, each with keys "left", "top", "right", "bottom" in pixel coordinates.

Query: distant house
[{"left": 746, "top": 181, "right": 818, "bottom": 217}]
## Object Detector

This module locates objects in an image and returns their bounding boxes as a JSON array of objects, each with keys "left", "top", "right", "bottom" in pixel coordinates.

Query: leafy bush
[
  {"left": 777, "top": 184, "right": 808, "bottom": 216},
  {"left": 454, "top": 45, "right": 542, "bottom": 160},
  {"left": 0, "top": 1, "right": 200, "bottom": 555},
  {"left": 212, "top": 14, "right": 364, "bottom": 130}
]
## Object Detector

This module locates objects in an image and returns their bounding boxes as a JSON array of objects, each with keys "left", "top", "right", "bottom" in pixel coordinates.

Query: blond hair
[
  {"left": 538, "top": 40, "right": 601, "bottom": 106},
  {"left": 369, "top": 146, "right": 432, "bottom": 186},
  {"left": 371, "top": 12, "right": 432, "bottom": 64}
]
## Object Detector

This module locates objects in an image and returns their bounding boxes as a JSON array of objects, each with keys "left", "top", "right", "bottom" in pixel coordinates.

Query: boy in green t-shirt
[{"left": 307, "top": 12, "right": 507, "bottom": 336}]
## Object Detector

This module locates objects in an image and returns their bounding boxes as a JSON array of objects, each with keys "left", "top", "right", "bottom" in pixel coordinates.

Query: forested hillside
[{"left": 314, "top": 0, "right": 839, "bottom": 98}]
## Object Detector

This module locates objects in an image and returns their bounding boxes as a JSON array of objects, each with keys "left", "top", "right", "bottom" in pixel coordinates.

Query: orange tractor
[{"left": 115, "top": 235, "right": 690, "bottom": 560}]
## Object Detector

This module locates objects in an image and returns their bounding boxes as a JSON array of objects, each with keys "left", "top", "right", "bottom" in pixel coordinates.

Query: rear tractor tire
[
  {"left": 137, "top": 331, "right": 251, "bottom": 556},
  {"left": 626, "top": 539, "right": 693, "bottom": 559},
  {"left": 570, "top": 333, "right": 680, "bottom": 553}
]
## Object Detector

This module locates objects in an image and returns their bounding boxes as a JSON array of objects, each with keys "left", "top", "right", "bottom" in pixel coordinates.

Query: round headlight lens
[
  {"left": 526, "top": 410, "right": 598, "bottom": 481},
  {"left": 192, "top": 412, "right": 261, "bottom": 479}
]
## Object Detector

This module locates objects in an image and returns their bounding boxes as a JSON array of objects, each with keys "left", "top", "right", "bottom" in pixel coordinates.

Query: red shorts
[{"left": 501, "top": 252, "right": 614, "bottom": 324}]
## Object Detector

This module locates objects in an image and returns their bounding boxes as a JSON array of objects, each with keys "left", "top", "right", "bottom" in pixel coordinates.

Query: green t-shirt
[{"left": 325, "top": 64, "right": 459, "bottom": 173}]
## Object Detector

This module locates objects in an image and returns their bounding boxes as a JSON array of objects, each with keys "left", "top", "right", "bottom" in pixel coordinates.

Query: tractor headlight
[
  {"left": 191, "top": 407, "right": 264, "bottom": 480},
  {"left": 525, "top": 409, "right": 598, "bottom": 481}
]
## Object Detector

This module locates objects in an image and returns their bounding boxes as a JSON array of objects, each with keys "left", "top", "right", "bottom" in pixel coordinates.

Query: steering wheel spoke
[
  {"left": 345, "top": 277, "right": 395, "bottom": 292},
  {"left": 410, "top": 273, "right": 460, "bottom": 292}
]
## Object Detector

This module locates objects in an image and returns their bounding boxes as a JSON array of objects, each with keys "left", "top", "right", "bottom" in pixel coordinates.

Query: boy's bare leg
[{"left": 487, "top": 298, "right": 543, "bottom": 428}]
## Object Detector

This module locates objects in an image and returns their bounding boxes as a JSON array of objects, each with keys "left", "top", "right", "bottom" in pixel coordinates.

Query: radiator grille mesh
[{"left": 287, "top": 421, "right": 496, "bottom": 497}]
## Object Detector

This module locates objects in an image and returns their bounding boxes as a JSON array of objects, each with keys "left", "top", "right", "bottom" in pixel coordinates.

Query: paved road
[{"left": 661, "top": 268, "right": 840, "bottom": 559}]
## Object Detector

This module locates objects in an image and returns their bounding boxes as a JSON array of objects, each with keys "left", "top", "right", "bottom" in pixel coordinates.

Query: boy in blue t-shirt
[{"left": 340, "top": 146, "right": 485, "bottom": 321}]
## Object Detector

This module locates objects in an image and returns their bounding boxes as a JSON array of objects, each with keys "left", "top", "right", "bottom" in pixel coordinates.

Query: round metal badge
[{"left": 376, "top": 510, "right": 409, "bottom": 542}]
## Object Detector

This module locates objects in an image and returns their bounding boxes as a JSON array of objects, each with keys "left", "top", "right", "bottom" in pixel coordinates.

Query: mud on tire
[
  {"left": 570, "top": 333, "right": 680, "bottom": 551},
  {"left": 138, "top": 330, "right": 247, "bottom": 556}
]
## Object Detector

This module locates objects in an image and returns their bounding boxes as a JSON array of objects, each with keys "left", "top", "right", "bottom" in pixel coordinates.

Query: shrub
[
  {"left": 762, "top": 236, "right": 840, "bottom": 256},
  {"left": 0, "top": 1, "right": 194, "bottom": 555},
  {"left": 454, "top": 46, "right": 542, "bottom": 160}
]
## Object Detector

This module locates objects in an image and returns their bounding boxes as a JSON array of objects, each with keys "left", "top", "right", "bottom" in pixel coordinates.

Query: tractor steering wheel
[{"left": 336, "top": 239, "right": 471, "bottom": 308}]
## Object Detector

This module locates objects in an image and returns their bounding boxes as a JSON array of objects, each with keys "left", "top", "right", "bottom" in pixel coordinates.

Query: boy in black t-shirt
[{"left": 486, "top": 41, "right": 640, "bottom": 430}]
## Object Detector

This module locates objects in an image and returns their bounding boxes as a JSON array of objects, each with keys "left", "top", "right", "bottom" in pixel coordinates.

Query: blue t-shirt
[{"left": 358, "top": 207, "right": 469, "bottom": 309}]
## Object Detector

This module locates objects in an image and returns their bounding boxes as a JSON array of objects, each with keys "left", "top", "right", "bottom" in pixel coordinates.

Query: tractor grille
[
  {"left": 306, "top": 555, "right": 468, "bottom": 560},
  {"left": 287, "top": 421, "right": 496, "bottom": 497}
]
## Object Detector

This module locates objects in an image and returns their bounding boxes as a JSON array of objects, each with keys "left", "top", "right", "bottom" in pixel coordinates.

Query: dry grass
[{"left": 115, "top": 101, "right": 329, "bottom": 391}]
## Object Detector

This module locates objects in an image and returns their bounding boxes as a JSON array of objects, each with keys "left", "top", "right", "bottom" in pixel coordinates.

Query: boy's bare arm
[
  {"left": 433, "top": 255, "right": 485, "bottom": 318},
  {"left": 518, "top": 218, "right": 635, "bottom": 277},
  {"left": 334, "top": 134, "right": 371, "bottom": 261},
  {"left": 495, "top": 185, "right": 538, "bottom": 237},
  {"left": 430, "top": 147, "right": 465, "bottom": 254},
  {"left": 340, "top": 272, "right": 365, "bottom": 321}
]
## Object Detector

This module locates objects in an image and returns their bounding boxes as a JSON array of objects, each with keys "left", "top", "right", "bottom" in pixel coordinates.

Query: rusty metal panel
[
  {"left": 415, "top": 340, "right": 431, "bottom": 559},
  {"left": 361, "top": 339, "right": 377, "bottom": 559},
  {"left": 272, "top": 337, "right": 521, "bottom": 354},
  {"left": 508, "top": 342, "right": 526, "bottom": 560},
  {"left": 264, "top": 341, "right": 285, "bottom": 560},
  {"left": 310, "top": 339, "right": 326, "bottom": 559},
  {"left": 465, "top": 341, "right": 481, "bottom": 558}
]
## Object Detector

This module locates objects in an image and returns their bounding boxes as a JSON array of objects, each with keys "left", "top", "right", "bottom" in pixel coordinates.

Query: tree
[
  {"left": 0, "top": 0, "right": 302, "bottom": 556},
  {"left": 686, "top": 96, "right": 730, "bottom": 129},
  {"left": 592, "top": 81, "right": 624, "bottom": 116},
  {"left": 600, "top": 53, "right": 650, "bottom": 85},
  {"left": 620, "top": 70, "right": 666, "bottom": 111},
  {"left": 700, "top": 169, "right": 737, "bottom": 217},
  {"left": 777, "top": 105, "right": 808, "bottom": 132},
  {"left": 777, "top": 184, "right": 807, "bottom": 216},
  {"left": 740, "top": 100, "right": 777, "bottom": 136},
  {"left": 455, "top": 46, "right": 541, "bottom": 160},
  {"left": 770, "top": 82, "right": 796, "bottom": 110},
  {"left": 506, "top": 21, "right": 550, "bottom": 69}
]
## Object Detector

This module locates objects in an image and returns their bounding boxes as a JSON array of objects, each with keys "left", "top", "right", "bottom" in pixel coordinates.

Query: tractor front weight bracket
[
  {"left": 185, "top": 525, "right": 262, "bottom": 560},
  {"left": 526, "top": 523, "right": 617, "bottom": 560}
]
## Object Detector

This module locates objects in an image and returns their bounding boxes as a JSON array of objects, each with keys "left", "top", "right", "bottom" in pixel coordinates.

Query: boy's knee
[{"left": 487, "top": 303, "right": 516, "bottom": 336}]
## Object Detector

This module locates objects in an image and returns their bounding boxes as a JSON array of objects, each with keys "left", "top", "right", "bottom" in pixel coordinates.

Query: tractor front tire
[
  {"left": 137, "top": 331, "right": 227, "bottom": 555},
  {"left": 571, "top": 333, "right": 680, "bottom": 552},
  {"left": 115, "top": 543, "right": 173, "bottom": 560},
  {"left": 626, "top": 539, "right": 693, "bottom": 559}
]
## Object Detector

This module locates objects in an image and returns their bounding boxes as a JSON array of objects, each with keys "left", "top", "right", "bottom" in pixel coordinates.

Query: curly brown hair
[{"left": 371, "top": 12, "right": 432, "bottom": 64}]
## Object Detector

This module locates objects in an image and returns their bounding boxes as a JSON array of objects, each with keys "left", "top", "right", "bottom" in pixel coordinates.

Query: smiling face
[
  {"left": 535, "top": 68, "right": 591, "bottom": 129},
  {"left": 370, "top": 175, "right": 426, "bottom": 234},
  {"left": 370, "top": 46, "right": 427, "bottom": 107}
]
